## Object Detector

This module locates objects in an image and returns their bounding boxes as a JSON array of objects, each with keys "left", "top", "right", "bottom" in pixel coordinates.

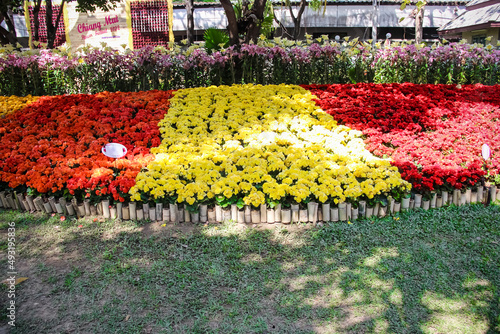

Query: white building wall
[
  {"left": 275, "top": 5, "right": 464, "bottom": 28},
  {"left": 11, "top": 4, "right": 464, "bottom": 39},
  {"left": 173, "top": 7, "right": 227, "bottom": 31},
  {"left": 2, "top": 15, "right": 30, "bottom": 38}
]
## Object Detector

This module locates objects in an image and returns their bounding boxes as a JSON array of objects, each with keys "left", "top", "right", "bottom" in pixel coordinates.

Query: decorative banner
[
  {"left": 102, "top": 143, "right": 127, "bottom": 159},
  {"left": 24, "top": 1, "right": 67, "bottom": 48},
  {"left": 64, "top": 0, "right": 132, "bottom": 49},
  {"left": 25, "top": 0, "right": 174, "bottom": 50},
  {"left": 129, "top": 0, "right": 173, "bottom": 49}
]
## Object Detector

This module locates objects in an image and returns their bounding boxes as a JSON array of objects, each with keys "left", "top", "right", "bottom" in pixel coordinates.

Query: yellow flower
[
  {"left": 131, "top": 84, "right": 410, "bottom": 207},
  {"left": 0, "top": 95, "right": 40, "bottom": 117}
]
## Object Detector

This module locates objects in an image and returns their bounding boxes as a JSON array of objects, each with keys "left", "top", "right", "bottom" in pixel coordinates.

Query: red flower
[{"left": 304, "top": 83, "right": 500, "bottom": 192}]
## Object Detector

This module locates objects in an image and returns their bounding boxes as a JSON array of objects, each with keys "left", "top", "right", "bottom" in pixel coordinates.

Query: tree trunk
[
  {"left": 274, "top": 0, "right": 306, "bottom": 40},
  {"left": 220, "top": 0, "right": 239, "bottom": 46},
  {"left": 291, "top": 0, "right": 306, "bottom": 40},
  {"left": 0, "top": 12, "right": 18, "bottom": 45},
  {"left": 415, "top": 6, "right": 424, "bottom": 43},
  {"left": 243, "top": 0, "right": 267, "bottom": 44},
  {"left": 46, "top": 0, "right": 65, "bottom": 49},
  {"left": 33, "top": 0, "right": 42, "bottom": 45},
  {"left": 372, "top": 0, "right": 378, "bottom": 43},
  {"left": 185, "top": 0, "right": 194, "bottom": 45},
  {"left": 272, "top": 10, "right": 293, "bottom": 39},
  {"left": 0, "top": 25, "right": 13, "bottom": 45},
  {"left": 46, "top": 0, "right": 54, "bottom": 48}
]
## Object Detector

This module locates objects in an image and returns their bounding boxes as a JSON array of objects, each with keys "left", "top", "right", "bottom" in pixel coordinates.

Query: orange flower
[{"left": 0, "top": 90, "right": 174, "bottom": 198}]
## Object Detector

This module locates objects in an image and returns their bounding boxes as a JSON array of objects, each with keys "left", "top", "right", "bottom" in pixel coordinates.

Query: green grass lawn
[{"left": 0, "top": 205, "right": 499, "bottom": 333}]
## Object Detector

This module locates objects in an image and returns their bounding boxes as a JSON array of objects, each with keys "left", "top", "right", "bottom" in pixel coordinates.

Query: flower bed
[
  {"left": 305, "top": 83, "right": 500, "bottom": 195},
  {"left": 0, "top": 90, "right": 173, "bottom": 201},
  {"left": 0, "top": 95, "right": 40, "bottom": 117},
  {"left": 1, "top": 39, "right": 499, "bottom": 97},
  {"left": 0, "top": 83, "right": 499, "bottom": 224},
  {"left": 130, "top": 84, "right": 410, "bottom": 209}
]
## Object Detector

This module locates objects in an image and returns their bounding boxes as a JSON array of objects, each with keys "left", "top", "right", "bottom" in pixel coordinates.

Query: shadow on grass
[{"left": 1, "top": 204, "right": 499, "bottom": 333}]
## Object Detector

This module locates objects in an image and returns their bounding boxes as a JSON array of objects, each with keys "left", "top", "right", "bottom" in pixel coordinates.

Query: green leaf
[
  {"left": 348, "top": 68, "right": 358, "bottom": 84},
  {"left": 266, "top": 199, "right": 279, "bottom": 209},
  {"left": 309, "top": 0, "right": 322, "bottom": 12},
  {"left": 185, "top": 203, "right": 199, "bottom": 213},
  {"left": 215, "top": 195, "right": 232, "bottom": 208},
  {"left": 203, "top": 28, "right": 229, "bottom": 54},
  {"left": 236, "top": 198, "right": 245, "bottom": 209}
]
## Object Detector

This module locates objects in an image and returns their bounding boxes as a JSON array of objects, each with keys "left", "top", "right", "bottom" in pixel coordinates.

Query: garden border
[{"left": 0, "top": 186, "right": 498, "bottom": 225}]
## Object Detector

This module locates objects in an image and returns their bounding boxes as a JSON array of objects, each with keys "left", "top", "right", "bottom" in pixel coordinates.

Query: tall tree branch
[
  {"left": 244, "top": 0, "right": 267, "bottom": 44},
  {"left": 220, "top": 0, "right": 239, "bottom": 46},
  {"left": 46, "top": 0, "right": 66, "bottom": 48},
  {"left": 185, "top": 0, "right": 194, "bottom": 44},
  {"left": 0, "top": 11, "right": 18, "bottom": 45},
  {"left": 272, "top": 10, "right": 294, "bottom": 40}
]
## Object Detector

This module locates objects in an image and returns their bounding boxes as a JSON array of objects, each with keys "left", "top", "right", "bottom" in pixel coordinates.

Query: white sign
[
  {"left": 482, "top": 144, "right": 491, "bottom": 160},
  {"left": 64, "top": 1, "right": 132, "bottom": 50},
  {"left": 102, "top": 143, "right": 127, "bottom": 158}
]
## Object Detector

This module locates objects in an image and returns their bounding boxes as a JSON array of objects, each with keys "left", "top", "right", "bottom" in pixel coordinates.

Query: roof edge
[
  {"left": 467, "top": 0, "right": 500, "bottom": 10},
  {"left": 438, "top": 21, "right": 500, "bottom": 34},
  {"left": 173, "top": 0, "right": 468, "bottom": 8}
]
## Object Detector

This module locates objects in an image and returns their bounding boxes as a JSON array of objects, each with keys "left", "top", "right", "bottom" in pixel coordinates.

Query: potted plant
[
  {"left": 348, "top": 199, "right": 358, "bottom": 221},
  {"left": 167, "top": 196, "right": 178, "bottom": 223},
  {"left": 280, "top": 200, "right": 291, "bottom": 224},
  {"left": 290, "top": 199, "right": 300, "bottom": 223},
  {"left": 185, "top": 202, "right": 200, "bottom": 223},
  {"left": 452, "top": 188, "right": 460, "bottom": 206},
  {"left": 414, "top": 193, "right": 422, "bottom": 209},
  {"left": 215, "top": 195, "right": 235, "bottom": 223},
  {"left": 358, "top": 199, "right": 367, "bottom": 217},
  {"left": 377, "top": 196, "right": 388, "bottom": 217},
  {"left": 129, "top": 201, "right": 137, "bottom": 220},
  {"left": 470, "top": 185, "right": 478, "bottom": 203},
  {"left": 307, "top": 196, "right": 319, "bottom": 224},
  {"left": 266, "top": 198, "right": 280, "bottom": 224},
  {"left": 338, "top": 202, "right": 347, "bottom": 221},
  {"left": 236, "top": 198, "right": 245, "bottom": 223},
  {"left": 401, "top": 192, "right": 411, "bottom": 211},
  {"left": 389, "top": 188, "right": 405, "bottom": 213},
  {"left": 322, "top": 199, "right": 331, "bottom": 222},
  {"left": 366, "top": 198, "right": 375, "bottom": 218},
  {"left": 251, "top": 204, "right": 261, "bottom": 223},
  {"left": 421, "top": 191, "right": 431, "bottom": 210}
]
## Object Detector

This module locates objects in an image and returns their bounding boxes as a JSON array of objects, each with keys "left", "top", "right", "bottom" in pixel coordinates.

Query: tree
[
  {"left": 220, "top": 0, "right": 269, "bottom": 46},
  {"left": 28, "top": 0, "right": 122, "bottom": 49},
  {"left": 0, "top": 0, "right": 22, "bottom": 46},
  {"left": 414, "top": 5, "right": 424, "bottom": 43},
  {"left": 185, "top": 0, "right": 194, "bottom": 44},
  {"left": 219, "top": 0, "right": 239, "bottom": 45},
  {"left": 45, "top": 0, "right": 65, "bottom": 49},
  {"left": 273, "top": 0, "right": 307, "bottom": 40},
  {"left": 400, "top": 0, "right": 426, "bottom": 43}
]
